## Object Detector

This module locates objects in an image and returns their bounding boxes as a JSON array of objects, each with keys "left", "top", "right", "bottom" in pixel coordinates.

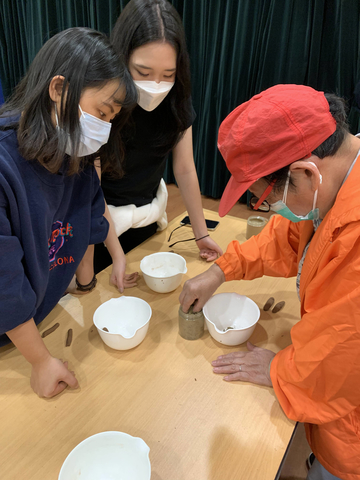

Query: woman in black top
[{"left": 94, "top": 0, "right": 223, "bottom": 290}]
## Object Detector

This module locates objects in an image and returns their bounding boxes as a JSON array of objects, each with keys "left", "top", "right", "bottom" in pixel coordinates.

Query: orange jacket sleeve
[
  {"left": 216, "top": 215, "right": 301, "bottom": 281},
  {"left": 216, "top": 215, "right": 360, "bottom": 425},
  {"left": 271, "top": 234, "right": 360, "bottom": 424}
]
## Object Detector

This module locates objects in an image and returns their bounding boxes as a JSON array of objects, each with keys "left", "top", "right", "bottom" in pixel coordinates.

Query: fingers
[
  {"left": 213, "top": 351, "right": 247, "bottom": 363},
  {"left": 63, "top": 369, "right": 79, "bottom": 389},
  {"left": 212, "top": 363, "right": 243, "bottom": 374},
  {"left": 190, "top": 299, "right": 204, "bottom": 313},
  {"left": 180, "top": 293, "right": 202, "bottom": 313},
  {"left": 199, "top": 249, "right": 219, "bottom": 262},
  {"left": 247, "top": 341, "right": 256, "bottom": 351},
  {"left": 110, "top": 273, "right": 124, "bottom": 293},
  {"left": 123, "top": 281, "right": 138, "bottom": 289},
  {"left": 63, "top": 361, "right": 76, "bottom": 377},
  {"left": 179, "top": 278, "right": 207, "bottom": 313},
  {"left": 123, "top": 272, "right": 139, "bottom": 289},
  {"left": 212, "top": 362, "right": 251, "bottom": 382},
  {"left": 212, "top": 343, "right": 258, "bottom": 365},
  {"left": 215, "top": 246, "right": 224, "bottom": 256},
  {"left": 125, "top": 272, "right": 139, "bottom": 281},
  {"left": 197, "top": 238, "right": 223, "bottom": 257},
  {"left": 111, "top": 272, "right": 139, "bottom": 292},
  {"left": 212, "top": 359, "right": 257, "bottom": 384},
  {"left": 223, "top": 372, "right": 251, "bottom": 382},
  {"left": 179, "top": 286, "right": 196, "bottom": 313},
  {"left": 181, "top": 295, "right": 207, "bottom": 313},
  {"left": 48, "top": 381, "right": 68, "bottom": 398},
  {"left": 61, "top": 362, "right": 79, "bottom": 389}
]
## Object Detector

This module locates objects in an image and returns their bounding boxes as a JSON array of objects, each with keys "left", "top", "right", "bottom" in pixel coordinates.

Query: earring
[{"left": 54, "top": 103, "right": 59, "bottom": 128}]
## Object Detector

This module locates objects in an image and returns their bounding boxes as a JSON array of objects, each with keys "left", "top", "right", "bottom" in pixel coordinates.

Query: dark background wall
[{"left": 0, "top": 0, "right": 359, "bottom": 197}]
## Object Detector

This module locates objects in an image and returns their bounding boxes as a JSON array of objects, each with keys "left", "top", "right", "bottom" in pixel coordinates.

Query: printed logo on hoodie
[{"left": 48, "top": 220, "right": 74, "bottom": 264}]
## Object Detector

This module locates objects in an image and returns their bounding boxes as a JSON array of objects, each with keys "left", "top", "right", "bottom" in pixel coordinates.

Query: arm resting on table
[{"left": 6, "top": 319, "right": 78, "bottom": 398}]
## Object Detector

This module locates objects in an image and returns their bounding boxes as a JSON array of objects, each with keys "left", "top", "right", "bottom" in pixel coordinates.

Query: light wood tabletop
[{"left": 0, "top": 209, "right": 300, "bottom": 480}]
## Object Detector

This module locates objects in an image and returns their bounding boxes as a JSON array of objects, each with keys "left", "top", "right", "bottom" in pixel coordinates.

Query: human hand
[
  {"left": 179, "top": 263, "right": 225, "bottom": 313},
  {"left": 123, "top": 272, "right": 139, "bottom": 288},
  {"left": 211, "top": 342, "right": 275, "bottom": 387},
  {"left": 30, "top": 356, "right": 79, "bottom": 398},
  {"left": 196, "top": 236, "right": 223, "bottom": 262},
  {"left": 110, "top": 256, "right": 139, "bottom": 292}
]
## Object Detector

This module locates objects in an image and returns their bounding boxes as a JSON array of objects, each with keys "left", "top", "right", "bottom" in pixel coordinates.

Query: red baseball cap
[{"left": 217, "top": 84, "right": 337, "bottom": 217}]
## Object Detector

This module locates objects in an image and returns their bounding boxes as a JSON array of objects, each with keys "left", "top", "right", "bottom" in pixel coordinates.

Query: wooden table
[{"left": 0, "top": 210, "right": 300, "bottom": 480}]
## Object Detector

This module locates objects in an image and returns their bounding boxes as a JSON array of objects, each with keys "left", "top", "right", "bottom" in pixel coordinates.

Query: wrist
[
  {"left": 31, "top": 350, "right": 52, "bottom": 368},
  {"left": 210, "top": 263, "right": 226, "bottom": 285},
  {"left": 111, "top": 251, "right": 126, "bottom": 263},
  {"left": 195, "top": 234, "right": 209, "bottom": 242},
  {"left": 192, "top": 226, "right": 208, "bottom": 239},
  {"left": 75, "top": 268, "right": 95, "bottom": 286}
]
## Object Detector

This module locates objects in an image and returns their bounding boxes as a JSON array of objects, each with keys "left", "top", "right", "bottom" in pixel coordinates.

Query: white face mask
[
  {"left": 134, "top": 80, "right": 174, "bottom": 111},
  {"left": 55, "top": 105, "right": 112, "bottom": 157}
]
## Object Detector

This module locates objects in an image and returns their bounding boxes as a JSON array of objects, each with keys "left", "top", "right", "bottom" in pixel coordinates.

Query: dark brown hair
[{"left": 0, "top": 27, "right": 136, "bottom": 175}]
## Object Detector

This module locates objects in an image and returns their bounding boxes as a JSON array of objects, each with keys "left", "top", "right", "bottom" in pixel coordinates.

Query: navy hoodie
[{"left": 0, "top": 117, "right": 109, "bottom": 346}]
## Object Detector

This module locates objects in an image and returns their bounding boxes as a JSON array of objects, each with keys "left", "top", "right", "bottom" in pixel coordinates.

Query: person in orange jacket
[{"left": 179, "top": 84, "right": 360, "bottom": 480}]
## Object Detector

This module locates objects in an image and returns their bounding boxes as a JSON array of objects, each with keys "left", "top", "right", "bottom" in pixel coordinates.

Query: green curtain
[
  {"left": 0, "top": 0, "right": 125, "bottom": 93},
  {"left": 1, "top": 0, "right": 359, "bottom": 198}
]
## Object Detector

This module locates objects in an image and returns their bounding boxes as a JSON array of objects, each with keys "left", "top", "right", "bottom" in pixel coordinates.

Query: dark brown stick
[
  {"left": 41, "top": 323, "right": 60, "bottom": 338},
  {"left": 65, "top": 329, "right": 73, "bottom": 347},
  {"left": 272, "top": 301, "right": 286, "bottom": 313},
  {"left": 263, "top": 297, "right": 275, "bottom": 311}
]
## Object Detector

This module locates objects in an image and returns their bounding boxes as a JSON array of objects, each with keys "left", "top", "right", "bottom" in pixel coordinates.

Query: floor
[{"left": 166, "top": 183, "right": 312, "bottom": 480}]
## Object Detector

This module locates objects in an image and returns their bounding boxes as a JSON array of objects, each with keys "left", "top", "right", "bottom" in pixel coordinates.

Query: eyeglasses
[
  {"left": 167, "top": 224, "right": 196, "bottom": 248},
  {"left": 249, "top": 195, "right": 270, "bottom": 212},
  {"left": 249, "top": 180, "right": 275, "bottom": 212}
]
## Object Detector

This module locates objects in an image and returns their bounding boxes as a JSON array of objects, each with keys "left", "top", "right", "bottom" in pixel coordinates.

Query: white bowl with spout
[
  {"left": 140, "top": 252, "right": 187, "bottom": 293},
  {"left": 58, "top": 431, "right": 151, "bottom": 480},
  {"left": 203, "top": 293, "right": 260, "bottom": 346},
  {"left": 93, "top": 296, "right": 152, "bottom": 350}
]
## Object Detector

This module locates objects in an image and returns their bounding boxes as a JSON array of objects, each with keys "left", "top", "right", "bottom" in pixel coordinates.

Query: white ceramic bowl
[
  {"left": 203, "top": 293, "right": 260, "bottom": 346},
  {"left": 93, "top": 296, "right": 152, "bottom": 350},
  {"left": 140, "top": 252, "right": 187, "bottom": 293},
  {"left": 58, "top": 431, "right": 151, "bottom": 480}
]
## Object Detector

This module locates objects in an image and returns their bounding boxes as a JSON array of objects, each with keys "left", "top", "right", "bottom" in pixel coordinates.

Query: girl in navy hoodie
[{"left": 0, "top": 27, "right": 136, "bottom": 398}]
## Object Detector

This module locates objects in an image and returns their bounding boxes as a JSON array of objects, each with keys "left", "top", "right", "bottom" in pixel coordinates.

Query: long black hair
[
  {"left": 110, "top": 0, "right": 193, "bottom": 155},
  {"left": 0, "top": 27, "right": 137, "bottom": 175}
]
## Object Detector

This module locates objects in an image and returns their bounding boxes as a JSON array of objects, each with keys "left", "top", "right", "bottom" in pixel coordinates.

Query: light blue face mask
[{"left": 270, "top": 165, "right": 321, "bottom": 222}]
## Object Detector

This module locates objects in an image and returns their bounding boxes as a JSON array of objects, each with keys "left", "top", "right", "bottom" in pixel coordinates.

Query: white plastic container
[
  {"left": 140, "top": 252, "right": 187, "bottom": 293},
  {"left": 58, "top": 431, "right": 151, "bottom": 480},
  {"left": 203, "top": 293, "right": 260, "bottom": 346},
  {"left": 93, "top": 297, "right": 152, "bottom": 350}
]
